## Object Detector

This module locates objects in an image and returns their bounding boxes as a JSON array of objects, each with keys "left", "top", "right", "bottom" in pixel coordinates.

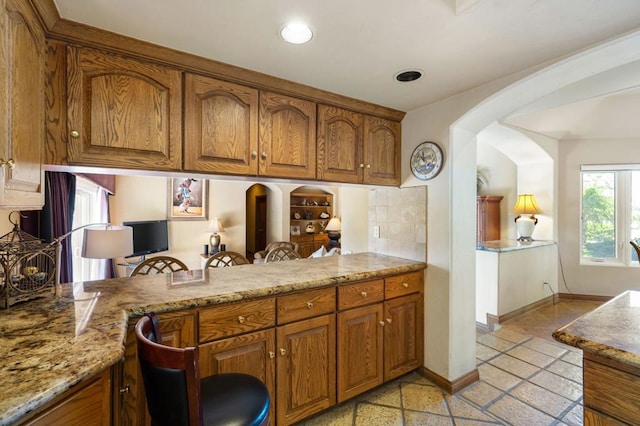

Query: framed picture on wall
[
  {"left": 168, "top": 177, "right": 208, "bottom": 220},
  {"left": 290, "top": 225, "right": 301, "bottom": 236}
]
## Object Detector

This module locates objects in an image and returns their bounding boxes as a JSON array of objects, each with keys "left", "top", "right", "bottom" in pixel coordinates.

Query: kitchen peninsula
[
  {"left": 553, "top": 290, "right": 640, "bottom": 425},
  {"left": 0, "top": 253, "right": 425, "bottom": 425}
]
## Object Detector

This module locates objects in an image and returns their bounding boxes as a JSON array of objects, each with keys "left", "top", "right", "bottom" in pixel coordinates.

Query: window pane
[
  {"left": 632, "top": 171, "right": 640, "bottom": 262},
  {"left": 582, "top": 172, "right": 616, "bottom": 259}
]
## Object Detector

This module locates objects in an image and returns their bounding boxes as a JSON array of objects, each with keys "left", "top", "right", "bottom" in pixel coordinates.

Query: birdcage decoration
[{"left": 0, "top": 213, "right": 58, "bottom": 309}]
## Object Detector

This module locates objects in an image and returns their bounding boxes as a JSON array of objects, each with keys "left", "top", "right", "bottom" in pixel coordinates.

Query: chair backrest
[
  {"left": 631, "top": 240, "right": 640, "bottom": 264},
  {"left": 204, "top": 251, "right": 250, "bottom": 268},
  {"left": 265, "top": 241, "right": 299, "bottom": 253},
  {"left": 131, "top": 256, "right": 189, "bottom": 276},
  {"left": 136, "top": 312, "right": 202, "bottom": 426},
  {"left": 264, "top": 247, "right": 301, "bottom": 262}
]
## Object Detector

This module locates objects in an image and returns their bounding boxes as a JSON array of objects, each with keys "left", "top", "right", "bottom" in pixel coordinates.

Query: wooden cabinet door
[
  {"left": 383, "top": 293, "right": 424, "bottom": 381},
  {"left": 118, "top": 312, "right": 195, "bottom": 426},
  {"left": 476, "top": 196, "right": 503, "bottom": 242},
  {"left": 317, "top": 105, "right": 363, "bottom": 184},
  {"left": 276, "top": 314, "right": 336, "bottom": 425},
  {"left": 337, "top": 304, "right": 383, "bottom": 402},
  {"left": 292, "top": 236, "right": 314, "bottom": 258},
  {"left": 259, "top": 91, "right": 316, "bottom": 179},
  {"left": 363, "top": 116, "right": 400, "bottom": 186},
  {"left": 199, "top": 329, "right": 276, "bottom": 422},
  {"left": 0, "top": 0, "right": 45, "bottom": 209},
  {"left": 184, "top": 74, "right": 258, "bottom": 175},
  {"left": 66, "top": 46, "right": 182, "bottom": 171}
]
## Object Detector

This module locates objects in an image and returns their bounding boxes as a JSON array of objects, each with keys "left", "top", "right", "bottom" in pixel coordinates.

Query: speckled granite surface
[
  {"left": 553, "top": 290, "right": 640, "bottom": 368},
  {"left": 477, "top": 240, "right": 556, "bottom": 252},
  {"left": 0, "top": 252, "right": 424, "bottom": 425}
]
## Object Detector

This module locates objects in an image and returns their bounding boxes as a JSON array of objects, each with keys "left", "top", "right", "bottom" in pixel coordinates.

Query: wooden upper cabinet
[
  {"left": 259, "top": 91, "right": 316, "bottom": 179},
  {"left": 0, "top": 0, "right": 45, "bottom": 209},
  {"left": 363, "top": 116, "right": 401, "bottom": 186},
  {"left": 66, "top": 46, "right": 182, "bottom": 171},
  {"left": 317, "top": 105, "right": 363, "bottom": 184},
  {"left": 184, "top": 73, "right": 258, "bottom": 175}
]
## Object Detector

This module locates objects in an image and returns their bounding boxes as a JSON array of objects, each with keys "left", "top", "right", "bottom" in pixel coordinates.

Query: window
[{"left": 581, "top": 165, "right": 640, "bottom": 265}]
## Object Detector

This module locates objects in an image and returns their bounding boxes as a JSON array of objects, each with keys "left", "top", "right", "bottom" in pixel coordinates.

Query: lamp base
[
  {"left": 515, "top": 215, "right": 537, "bottom": 241},
  {"left": 327, "top": 232, "right": 341, "bottom": 248},
  {"left": 210, "top": 233, "right": 221, "bottom": 254}
]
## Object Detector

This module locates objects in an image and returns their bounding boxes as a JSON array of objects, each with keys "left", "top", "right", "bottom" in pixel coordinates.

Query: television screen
[{"left": 122, "top": 219, "right": 169, "bottom": 259}]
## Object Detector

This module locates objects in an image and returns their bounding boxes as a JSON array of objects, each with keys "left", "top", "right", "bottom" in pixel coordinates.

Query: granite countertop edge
[{"left": 0, "top": 253, "right": 425, "bottom": 425}]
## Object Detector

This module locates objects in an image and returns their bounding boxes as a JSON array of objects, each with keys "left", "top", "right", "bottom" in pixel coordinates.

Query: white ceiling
[{"left": 52, "top": 0, "right": 640, "bottom": 113}]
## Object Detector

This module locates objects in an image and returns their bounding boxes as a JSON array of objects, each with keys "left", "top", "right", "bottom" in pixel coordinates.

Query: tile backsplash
[{"left": 368, "top": 186, "right": 427, "bottom": 262}]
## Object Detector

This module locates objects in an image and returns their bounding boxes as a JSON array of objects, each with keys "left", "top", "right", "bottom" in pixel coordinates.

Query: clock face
[{"left": 410, "top": 142, "right": 443, "bottom": 181}]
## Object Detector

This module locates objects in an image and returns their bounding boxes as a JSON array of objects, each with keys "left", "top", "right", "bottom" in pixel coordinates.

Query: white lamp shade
[
  {"left": 325, "top": 217, "right": 341, "bottom": 231},
  {"left": 82, "top": 225, "right": 133, "bottom": 259},
  {"left": 209, "top": 218, "right": 225, "bottom": 233}
]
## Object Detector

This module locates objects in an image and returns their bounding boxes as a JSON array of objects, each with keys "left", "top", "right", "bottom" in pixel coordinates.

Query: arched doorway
[{"left": 245, "top": 184, "right": 268, "bottom": 262}]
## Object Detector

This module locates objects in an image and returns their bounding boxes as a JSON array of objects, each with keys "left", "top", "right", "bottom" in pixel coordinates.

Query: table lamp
[
  {"left": 209, "top": 217, "right": 225, "bottom": 254},
  {"left": 511, "top": 194, "right": 542, "bottom": 241},
  {"left": 325, "top": 217, "right": 341, "bottom": 248}
]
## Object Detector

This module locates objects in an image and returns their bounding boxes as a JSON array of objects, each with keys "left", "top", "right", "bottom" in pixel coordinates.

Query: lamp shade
[
  {"left": 325, "top": 217, "right": 341, "bottom": 231},
  {"left": 209, "top": 217, "right": 225, "bottom": 233},
  {"left": 81, "top": 225, "right": 133, "bottom": 259},
  {"left": 511, "top": 194, "right": 542, "bottom": 215}
]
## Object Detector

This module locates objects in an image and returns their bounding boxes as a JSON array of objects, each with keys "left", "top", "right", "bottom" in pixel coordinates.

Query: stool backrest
[
  {"left": 131, "top": 256, "right": 189, "bottom": 276},
  {"left": 136, "top": 312, "right": 202, "bottom": 426},
  {"left": 264, "top": 247, "right": 301, "bottom": 262},
  {"left": 204, "top": 251, "right": 250, "bottom": 268}
]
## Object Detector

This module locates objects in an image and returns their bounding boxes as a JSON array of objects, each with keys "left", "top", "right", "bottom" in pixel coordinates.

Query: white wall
[{"left": 558, "top": 138, "right": 640, "bottom": 296}]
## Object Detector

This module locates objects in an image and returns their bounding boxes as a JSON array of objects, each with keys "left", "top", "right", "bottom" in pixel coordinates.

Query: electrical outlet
[{"left": 373, "top": 226, "right": 380, "bottom": 238}]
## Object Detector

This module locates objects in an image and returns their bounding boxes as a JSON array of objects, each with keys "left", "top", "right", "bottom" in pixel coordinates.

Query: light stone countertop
[
  {"left": 476, "top": 240, "right": 556, "bottom": 252},
  {"left": 553, "top": 290, "right": 640, "bottom": 368},
  {"left": 0, "top": 252, "right": 425, "bottom": 425}
]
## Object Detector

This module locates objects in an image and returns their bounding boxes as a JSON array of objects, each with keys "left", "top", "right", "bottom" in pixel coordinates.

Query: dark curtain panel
[{"left": 21, "top": 172, "right": 76, "bottom": 283}]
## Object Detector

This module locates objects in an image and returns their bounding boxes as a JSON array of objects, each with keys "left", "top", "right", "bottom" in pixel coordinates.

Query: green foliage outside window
[{"left": 582, "top": 174, "right": 615, "bottom": 259}]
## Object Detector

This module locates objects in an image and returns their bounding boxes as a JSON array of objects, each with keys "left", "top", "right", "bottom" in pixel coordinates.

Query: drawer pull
[
  {"left": 261, "top": 151, "right": 268, "bottom": 159},
  {"left": 70, "top": 130, "right": 80, "bottom": 138},
  {"left": 119, "top": 385, "right": 130, "bottom": 394},
  {"left": 379, "top": 321, "right": 385, "bottom": 327},
  {"left": 237, "top": 315, "right": 245, "bottom": 324},
  {"left": 366, "top": 164, "right": 371, "bottom": 169},
  {"left": 361, "top": 291, "right": 368, "bottom": 297},
  {"left": 386, "top": 318, "right": 392, "bottom": 324},
  {"left": 268, "top": 351, "right": 275, "bottom": 359},
  {"left": 251, "top": 151, "right": 258, "bottom": 159},
  {"left": 0, "top": 159, "right": 15, "bottom": 169},
  {"left": 402, "top": 282, "right": 409, "bottom": 288},
  {"left": 359, "top": 163, "right": 364, "bottom": 168},
  {"left": 280, "top": 348, "right": 287, "bottom": 356},
  {"left": 307, "top": 301, "right": 314, "bottom": 309}
]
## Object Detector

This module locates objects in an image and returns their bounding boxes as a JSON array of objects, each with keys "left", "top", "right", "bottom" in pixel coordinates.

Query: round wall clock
[{"left": 410, "top": 141, "right": 444, "bottom": 180}]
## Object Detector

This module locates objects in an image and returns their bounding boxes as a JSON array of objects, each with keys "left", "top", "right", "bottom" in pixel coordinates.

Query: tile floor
[{"left": 299, "top": 299, "right": 601, "bottom": 426}]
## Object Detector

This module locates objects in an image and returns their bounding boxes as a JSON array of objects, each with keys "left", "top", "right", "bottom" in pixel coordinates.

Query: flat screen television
[{"left": 122, "top": 219, "right": 169, "bottom": 259}]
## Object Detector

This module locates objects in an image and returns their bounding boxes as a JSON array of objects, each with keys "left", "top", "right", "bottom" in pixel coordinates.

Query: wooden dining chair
[
  {"left": 204, "top": 251, "right": 250, "bottom": 268},
  {"left": 630, "top": 240, "right": 640, "bottom": 264},
  {"left": 135, "top": 312, "right": 270, "bottom": 426},
  {"left": 264, "top": 247, "right": 301, "bottom": 262},
  {"left": 130, "top": 256, "right": 189, "bottom": 276}
]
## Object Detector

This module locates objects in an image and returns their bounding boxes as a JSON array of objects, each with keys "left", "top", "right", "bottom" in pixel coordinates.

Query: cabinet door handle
[
  {"left": 268, "top": 351, "right": 275, "bottom": 359},
  {"left": 0, "top": 159, "right": 15, "bottom": 169},
  {"left": 361, "top": 291, "right": 368, "bottom": 297},
  {"left": 366, "top": 164, "right": 371, "bottom": 169},
  {"left": 70, "top": 130, "right": 80, "bottom": 138},
  {"left": 379, "top": 321, "right": 385, "bottom": 327},
  {"left": 261, "top": 151, "right": 268, "bottom": 160},
  {"left": 307, "top": 301, "right": 314, "bottom": 309},
  {"left": 280, "top": 348, "right": 287, "bottom": 356},
  {"left": 402, "top": 282, "right": 409, "bottom": 288},
  {"left": 359, "top": 163, "right": 364, "bottom": 168},
  {"left": 386, "top": 318, "right": 392, "bottom": 324},
  {"left": 251, "top": 151, "right": 258, "bottom": 159},
  {"left": 119, "top": 385, "right": 130, "bottom": 394},
  {"left": 237, "top": 315, "right": 245, "bottom": 324}
]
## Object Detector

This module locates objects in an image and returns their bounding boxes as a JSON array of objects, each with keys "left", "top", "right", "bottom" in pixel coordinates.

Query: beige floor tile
[
  {"left": 487, "top": 354, "right": 541, "bottom": 379},
  {"left": 530, "top": 370, "right": 583, "bottom": 401},
  {"left": 492, "top": 327, "right": 530, "bottom": 344},
  {"left": 401, "top": 383, "right": 449, "bottom": 415},
  {"left": 299, "top": 400, "right": 355, "bottom": 425},
  {"left": 477, "top": 363, "right": 522, "bottom": 391},
  {"left": 445, "top": 395, "right": 501, "bottom": 423},
  {"left": 354, "top": 403, "right": 403, "bottom": 426},
  {"left": 476, "top": 334, "right": 518, "bottom": 352},
  {"left": 453, "top": 419, "right": 502, "bottom": 425},
  {"left": 561, "top": 404, "right": 584, "bottom": 426},
  {"left": 523, "top": 337, "right": 569, "bottom": 358},
  {"left": 404, "top": 411, "right": 453, "bottom": 425},
  {"left": 547, "top": 359, "right": 583, "bottom": 383},
  {"left": 509, "top": 381, "right": 574, "bottom": 417},
  {"left": 487, "top": 394, "right": 556, "bottom": 425},
  {"left": 357, "top": 381, "right": 402, "bottom": 407},
  {"left": 506, "top": 345, "right": 555, "bottom": 368},
  {"left": 476, "top": 343, "right": 500, "bottom": 361},
  {"left": 561, "top": 350, "right": 583, "bottom": 367},
  {"left": 458, "top": 381, "right": 503, "bottom": 408}
]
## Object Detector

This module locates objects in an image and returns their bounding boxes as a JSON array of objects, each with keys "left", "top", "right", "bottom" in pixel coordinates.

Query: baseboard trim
[
  {"left": 557, "top": 293, "right": 611, "bottom": 302},
  {"left": 417, "top": 366, "right": 479, "bottom": 394}
]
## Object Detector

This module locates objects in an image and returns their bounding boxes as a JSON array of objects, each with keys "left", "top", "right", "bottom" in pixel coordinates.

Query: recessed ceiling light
[
  {"left": 280, "top": 23, "right": 313, "bottom": 44},
  {"left": 395, "top": 70, "right": 423, "bottom": 82}
]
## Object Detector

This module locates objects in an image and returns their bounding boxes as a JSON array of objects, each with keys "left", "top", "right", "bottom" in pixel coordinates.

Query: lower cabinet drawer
[
  {"left": 385, "top": 271, "right": 423, "bottom": 299},
  {"left": 277, "top": 287, "right": 336, "bottom": 324},
  {"left": 199, "top": 297, "right": 276, "bottom": 343},
  {"left": 337, "top": 279, "right": 384, "bottom": 310}
]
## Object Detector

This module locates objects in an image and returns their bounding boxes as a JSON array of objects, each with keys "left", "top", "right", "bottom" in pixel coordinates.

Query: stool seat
[{"left": 202, "top": 373, "right": 269, "bottom": 425}]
